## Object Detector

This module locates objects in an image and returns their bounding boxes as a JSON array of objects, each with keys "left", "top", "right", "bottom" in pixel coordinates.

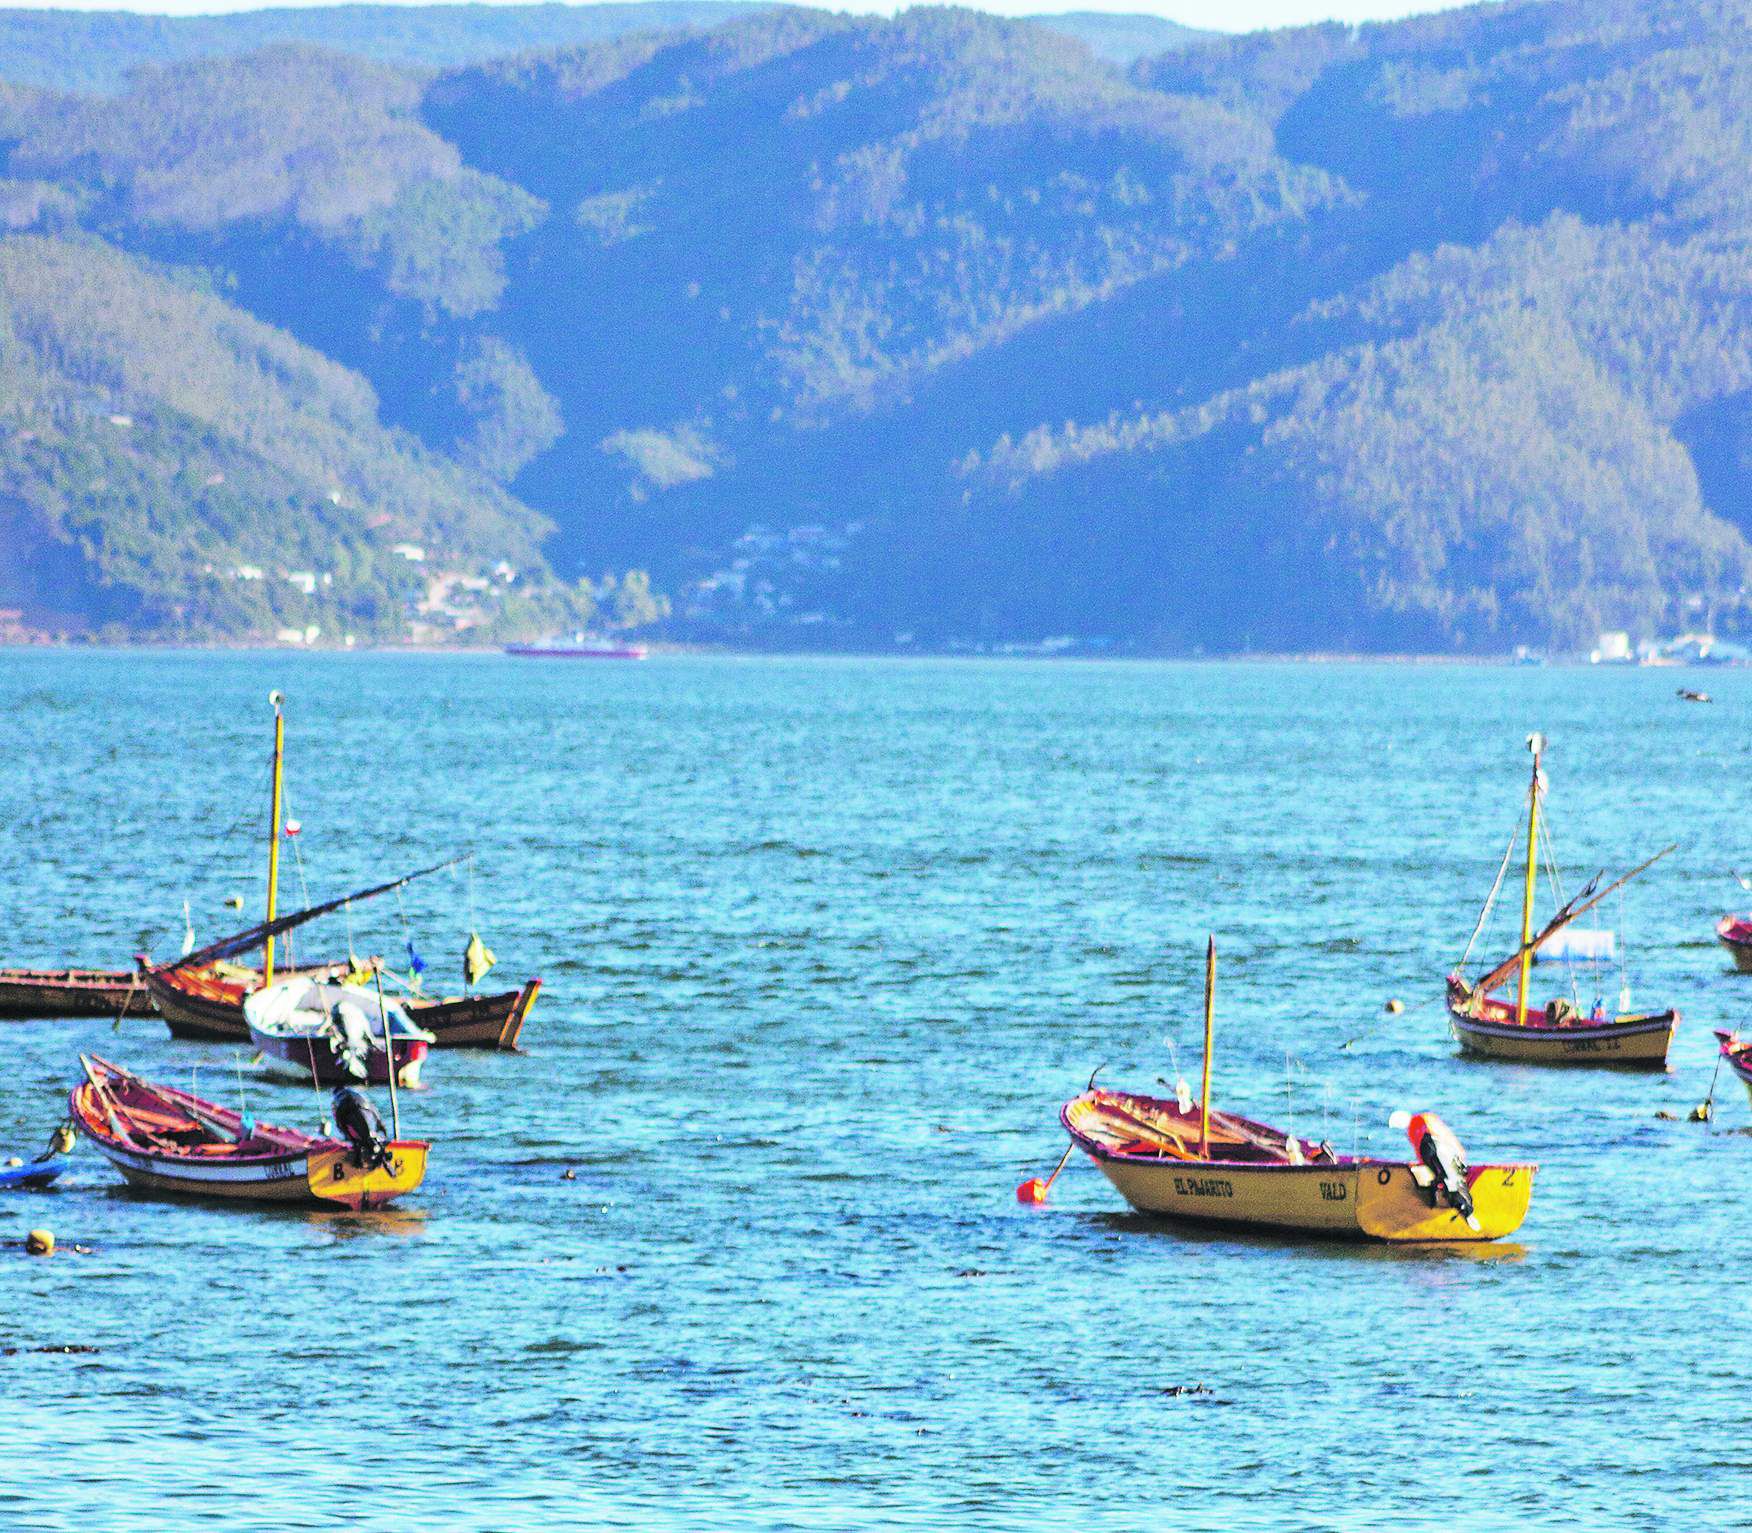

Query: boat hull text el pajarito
[{"left": 1055, "top": 939, "right": 1534, "bottom": 1242}]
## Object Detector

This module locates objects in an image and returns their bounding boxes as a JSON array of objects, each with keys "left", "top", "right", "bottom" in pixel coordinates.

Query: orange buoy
[
  {"left": 1016, "top": 1178, "right": 1048, "bottom": 1204},
  {"left": 25, "top": 1229, "right": 53, "bottom": 1256}
]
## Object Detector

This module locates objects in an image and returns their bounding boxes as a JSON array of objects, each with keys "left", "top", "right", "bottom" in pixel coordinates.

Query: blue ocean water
[{"left": 0, "top": 651, "right": 1748, "bottom": 1530}]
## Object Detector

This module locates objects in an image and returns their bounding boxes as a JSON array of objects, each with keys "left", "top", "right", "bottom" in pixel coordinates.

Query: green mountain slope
[
  {"left": 0, "top": 234, "right": 575, "bottom": 638},
  {"left": 0, "top": 3, "right": 769, "bottom": 92},
  {"left": 7, "top": 2, "right": 1752, "bottom": 650},
  {"left": 0, "top": 4, "right": 1203, "bottom": 94}
]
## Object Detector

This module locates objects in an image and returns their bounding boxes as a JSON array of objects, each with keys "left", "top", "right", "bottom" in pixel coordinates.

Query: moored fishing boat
[
  {"left": 70, "top": 1055, "right": 426, "bottom": 1209},
  {"left": 1058, "top": 939, "right": 1534, "bottom": 1242},
  {"left": 150, "top": 957, "right": 538, "bottom": 1051},
  {"left": 1062, "top": 1089, "right": 1534, "bottom": 1240},
  {"left": 1446, "top": 733, "right": 1677, "bottom": 1068},
  {"left": 1716, "top": 915, "right": 1752, "bottom": 973},
  {"left": 144, "top": 691, "right": 537, "bottom": 1051},
  {"left": 1715, "top": 1030, "right": 1752, "bottom": 1108},
  {"left": 245, "top": 974, "right": 434, "bottom": 1088},
  {"left": 0, "top": 967, "right": 153, "bottom": 1020}
]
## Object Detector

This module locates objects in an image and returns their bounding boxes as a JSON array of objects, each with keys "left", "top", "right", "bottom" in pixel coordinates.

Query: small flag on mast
[{"left": 464, "top": 931, "right": 497, "bottom": 988}]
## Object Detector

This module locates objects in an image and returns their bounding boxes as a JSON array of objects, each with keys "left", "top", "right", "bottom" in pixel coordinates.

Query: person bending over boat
[{"left": 331, "top": 1087, "right": 390, "bottom": 1169}]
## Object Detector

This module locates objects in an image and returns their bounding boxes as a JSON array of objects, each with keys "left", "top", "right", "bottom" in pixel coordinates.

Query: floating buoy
[
  {"left": 25, "top": 1229, "right": 53, "bottom": 1256},
  {"left": 1691, "top": 1101, "right": 1713, "bottom": 1123},
  {"left": 1016, "top": 1178, "right": 1047, "bottom": 1204},
  {"left": 1385, "top": 998, "right": 1405, "bottom": 1014},
  {"left": 562, "top": 1168, "right": 576, "bottom": 1181},
  {"left": 3, "top": 1157, "right": 20, "bottom": 1169},
  {"left": 225, "top": 895, "right": 244, "bottom": 909}
]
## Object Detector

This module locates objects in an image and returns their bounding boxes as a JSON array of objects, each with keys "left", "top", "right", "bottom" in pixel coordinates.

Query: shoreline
[{"left": 0, "top": 640, "right": 1728, "bottom": 667}]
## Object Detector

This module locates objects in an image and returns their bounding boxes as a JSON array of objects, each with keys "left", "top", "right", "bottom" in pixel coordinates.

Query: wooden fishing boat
[
  {"left": 0, "top": 967, "right": 153, "bottom": 1020},
  {"left": 1446, "top": 979, "right": 1676, "bottom": 1065},
  {"left": 70, "top": 1055, "right": 426, "bottom": 1209},
  {"left": 144, "top": 691, "right": 536, "bottom": 1051},
  {"left": 1446, "top": 733, "right": 1677, "bottom": 1068},
  {"left": 1715, "top": 1030, "right": 1752, "bottom": 1108},
  {"left": 1062, "top": 1089, "right": 1533, "bottom": 1240},
  {"left": 245, "top": 975, "right": 434, "bottom": 1088},
  {"left": 1060, "top": 941, "right": 1534, "bottom": 1241},
  {"left": 1716, "top": 916, "right": 1752, "bottom": 973},
  {"left": 149, "top": 959, "right": 538, "bottom": 1051},
  {"left": 408, "top": 980, "right": 541, "bottom": 1049}
]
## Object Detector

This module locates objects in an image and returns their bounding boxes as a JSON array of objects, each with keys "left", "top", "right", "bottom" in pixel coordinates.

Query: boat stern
[
  {"left": 1355, "top": 1162, "right": 1535, "bottom": 1241},
  {"left": 306, "top": 1141, "right": 429, "bottom": 1210}
]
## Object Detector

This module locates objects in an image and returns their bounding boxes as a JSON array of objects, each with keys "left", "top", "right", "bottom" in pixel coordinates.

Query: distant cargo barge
[{"left": 505, "top": 633, "right": 648, "bottom": 659}]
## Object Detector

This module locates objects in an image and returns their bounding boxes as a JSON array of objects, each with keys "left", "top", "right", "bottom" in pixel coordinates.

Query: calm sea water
[{"left": 1, "top": 651, "right": 1749, "bottom": 1529}]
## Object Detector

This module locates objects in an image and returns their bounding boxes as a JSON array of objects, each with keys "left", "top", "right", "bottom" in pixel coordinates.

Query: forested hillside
[
  {"left": 0, "top": 3, "right": 1200, "bottom": 93},
  {"left": 6, "top": 0, "right": 1752, "bottom": 650}
]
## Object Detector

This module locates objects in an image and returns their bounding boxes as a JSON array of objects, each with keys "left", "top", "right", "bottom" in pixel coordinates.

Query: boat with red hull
[
  {"left": 1716, "top": 1030, "right": 1752, "bottom": 1106},
  {"left": 1717, "top": 916, "right": 1752, "bottom": 972},
  {"left": 71, "top": 1054, "right": 427, "bottom": 1209},
  {"left": 0, "top": 967, "right": 154, "bottom": 1020}
]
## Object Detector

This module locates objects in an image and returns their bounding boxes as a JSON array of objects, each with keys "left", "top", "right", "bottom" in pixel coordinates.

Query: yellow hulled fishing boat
[
  {"left": 1446, "top": 734, "right": 1676, "bottom": 1068},
  {"left": 1059, "top": 941, "right": 1534, "bottom": 1242}
]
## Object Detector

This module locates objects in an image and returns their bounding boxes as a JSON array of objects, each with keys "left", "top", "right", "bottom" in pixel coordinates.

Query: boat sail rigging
[
  {"left": 141, "top": 693, "right": 540, "bottom": 1051},
  {"left": 1446, "top": 734, "right": 1677, "bottom": 1068}
]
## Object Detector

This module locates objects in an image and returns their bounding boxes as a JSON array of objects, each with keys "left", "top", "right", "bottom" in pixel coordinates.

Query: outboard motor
[
  {"left": 330, "top": 1086, "right": 390, "bottom": 1168},
  {"left": 1391, "top": 1109, "right": 1479, "bottom": 1230}
]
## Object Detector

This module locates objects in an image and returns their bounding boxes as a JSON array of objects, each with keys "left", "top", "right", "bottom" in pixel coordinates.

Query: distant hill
[
  {"left": 0, "top": 3, "right": 1205, "bottom": 94},
  {"left": 7, "top": 2, "right": 1752, "bottom": 651},
  {"left": 0, "top": 232, "right": 598, "bottom": 639},
  {"left": 1031, "top": 10, "right": 1210, "bottom": 65},
  {"left": 0, "top": 3, "right": 768, "bottom": 92}
]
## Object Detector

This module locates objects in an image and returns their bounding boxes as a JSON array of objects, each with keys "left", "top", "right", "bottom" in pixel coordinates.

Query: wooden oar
[{"left": 79, "top": 1054, "right": 134, "bottom": 1144}]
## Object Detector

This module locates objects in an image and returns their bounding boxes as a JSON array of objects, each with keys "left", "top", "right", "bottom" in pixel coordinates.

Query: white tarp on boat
[{"left": 1536, "top": 927, "right": 1616, "bottom": 963}]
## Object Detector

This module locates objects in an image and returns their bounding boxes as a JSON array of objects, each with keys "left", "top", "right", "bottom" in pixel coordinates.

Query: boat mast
[
  {"left": 264, "top": 691, "right": 285, "bottom": 988},
  {"left": 374, "top": 962, "right": 401, "bottom": 1141},
  {"left": 1516, "top": 733, "right": 1544, "bottom": 1028},
  {"left": 1200, "top": 935, "right": 1215, "bottom": 1157}
]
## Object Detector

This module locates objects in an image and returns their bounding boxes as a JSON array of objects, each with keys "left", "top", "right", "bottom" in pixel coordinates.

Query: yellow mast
[
  {"left": 1515, "top": 732, "right": 1544, "bottom": 1028},
  {"left": 263, "top": 691, "right": 285, "bottom": 988},
  {"left": 1200, "top": 934, "right": 1215, "bottom": 1157}
]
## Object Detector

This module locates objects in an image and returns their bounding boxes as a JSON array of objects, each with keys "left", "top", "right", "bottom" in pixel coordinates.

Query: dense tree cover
[
  {"left": 0, "top": 4, "right": 1205, "bottom": 94},
  {"left": 10, "top": 2, "right": 1752, "bottom": 649},
  {"left": 10, "top": 48, "right": 544, "bottom": 316},
  {"left": 0, "top": 4, "right": 768, "bottom": 93},
  {"left": 0, "top": 234, "right": 593, "bottom": 638}
]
